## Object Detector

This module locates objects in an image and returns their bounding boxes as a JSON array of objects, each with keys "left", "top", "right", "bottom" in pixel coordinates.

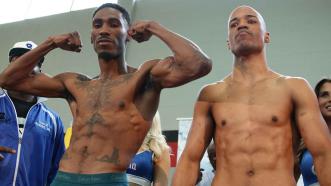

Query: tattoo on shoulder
[
  {"left": 74, "top": 74, "right": 91, "bottom": 88},
  {"left": 76, "top": 74, "right": 91, "bottom": 82},
  {"left": 95, "top": 147, "right": 120, "bottom": 165}
]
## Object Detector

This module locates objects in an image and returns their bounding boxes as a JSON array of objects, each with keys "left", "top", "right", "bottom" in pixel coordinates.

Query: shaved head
[
  {"left": 227, "top": 5, "right": 270, "bottom": 56},
  {"left": 228, "top": 5, "right": 267, "bottom": 32}
]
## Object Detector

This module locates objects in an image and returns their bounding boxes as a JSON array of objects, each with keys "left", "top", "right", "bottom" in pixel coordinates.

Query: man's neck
[
  {"left": 98, "top": 56, "right": 128, "bottom": 79},
  {"left": 232, "top": 52, "right": 270, "bottom": 83}
]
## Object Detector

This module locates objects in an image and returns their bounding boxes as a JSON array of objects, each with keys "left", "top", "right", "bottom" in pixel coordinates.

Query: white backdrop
[{"left": 177, "top": 118, "right": 213, "bottom": 172}]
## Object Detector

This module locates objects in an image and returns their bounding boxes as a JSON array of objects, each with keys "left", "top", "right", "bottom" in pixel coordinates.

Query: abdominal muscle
[
  {"left": 212, "top": 122, "right": 296, "bottom": 186},
  {"left": 59, "top": 110, "right": 150, "bottom": 174}
]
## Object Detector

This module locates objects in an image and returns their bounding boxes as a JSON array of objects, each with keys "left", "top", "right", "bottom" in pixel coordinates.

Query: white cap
[
  {"left": 8, "top": 41, "right": 44, "bottom": 64},
  {"left": 9, "top": 41, "right": 37, "bottom": 56}
]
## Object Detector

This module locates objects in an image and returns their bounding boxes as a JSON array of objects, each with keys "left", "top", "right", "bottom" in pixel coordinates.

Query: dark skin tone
[{"left": 0, "top": 7, "right": 211, "bottom": 174}]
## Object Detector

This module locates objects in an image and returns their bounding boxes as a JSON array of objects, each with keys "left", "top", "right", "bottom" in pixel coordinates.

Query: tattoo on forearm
[{"left": 96, "top": 148, "right": 120, "bottom": 164}]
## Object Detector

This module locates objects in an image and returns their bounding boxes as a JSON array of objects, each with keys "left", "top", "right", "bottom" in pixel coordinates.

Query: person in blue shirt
[
  {"left": 0, "top": 41, "right": 65, "bottom": 186},
  {"left": 297, "top": 78, "right": 331, "bottom": 186},
  {"left": 126, "top": 112, "right": 170, "bottom": 186}
]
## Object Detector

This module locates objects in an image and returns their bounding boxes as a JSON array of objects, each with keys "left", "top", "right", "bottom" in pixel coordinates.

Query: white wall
[
  {"left": 127, "top": 0, "right": 331, "bottom": 131},
  {"left": 1, "top": 0, "right": 330, "bottom": 132},
  {"left": 1, "top": 0, "right": 329, "bottom": 184}
]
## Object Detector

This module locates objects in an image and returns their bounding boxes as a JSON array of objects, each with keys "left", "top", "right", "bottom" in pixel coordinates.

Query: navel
[{"left": 246, "top": 169, "right": 255, "bottom": 177}]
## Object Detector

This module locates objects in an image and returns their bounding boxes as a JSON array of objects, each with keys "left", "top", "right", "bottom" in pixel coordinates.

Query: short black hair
[
  {"left": 92, "top": 3, "right": 131, "bottom": 25},
  {"left": 315, "top": 78, "right": 331, "bottom": 96},
  {"left": 9, "top": 49, "right": 44, "bottom": 68}
]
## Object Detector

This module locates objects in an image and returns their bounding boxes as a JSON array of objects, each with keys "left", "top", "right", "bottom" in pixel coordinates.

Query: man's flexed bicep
[
  {"left": 130, "top": 20, "right": 212, "bottom": 88},
  {"left": 2, "top": 72, "right": 69, "bottom": 98},
  {"left": 0, "top": 32, "right": 82, "bottom": 97},
  {"left": 290, "top": 78, "right": 331, "bottom": 186},
  {"left": 150, "top": 54, "right": 211, "bottom": 88}
]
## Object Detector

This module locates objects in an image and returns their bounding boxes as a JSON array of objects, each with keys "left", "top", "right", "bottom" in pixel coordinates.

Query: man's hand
[
  {"left": 0, "top": 146, "right": 16, "bottom": 161},
  {"left": 49, "top": 31, "right": 82, "bottom": 52},
  {"left": 128, "top": 21, "right": 153, "bottom": 43}
]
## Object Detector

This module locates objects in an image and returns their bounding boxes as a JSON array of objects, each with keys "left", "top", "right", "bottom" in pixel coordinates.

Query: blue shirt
[
  {"left": 126, "top": 150, "right": 154, "bottom": 186},
  {"left": 300, "top": 150, "right": 319, "bottom": 186},
  {"left": 0, "top": 89, "right": 65, "bottom": 186}
]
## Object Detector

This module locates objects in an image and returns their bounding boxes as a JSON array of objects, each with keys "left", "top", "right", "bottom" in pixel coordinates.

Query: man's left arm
[
  {"left": 291, "top": 78, "right": 331, "bottom": 186},
  {"left": 128, "top": 21, "right": 212, "bottom": 88},
  {"left": 47, "top": 115, "right": 65, "bottom": 185}
]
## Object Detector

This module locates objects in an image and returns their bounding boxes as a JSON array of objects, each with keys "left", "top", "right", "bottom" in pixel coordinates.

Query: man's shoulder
[
  {"left": 261, "top": 73, "right": 308, "bottom": 88},
  {"left": 280, "top": 76, "right": 309, "bottom": 88},
  {"left": 271, "top": 75, "right": 313, "bottom": 101},
  {"left": 51, "top": 72, "right": 90, "bottom": 83},
  {"left": 198, "top": 81, "right": 226, "bottom": 102},
  {"left": 201, "top": 81, "right": 226, "bottom": 91}
]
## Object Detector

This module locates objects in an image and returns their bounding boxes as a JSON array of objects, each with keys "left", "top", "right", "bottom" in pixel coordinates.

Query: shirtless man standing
[
  {"left": 0, "top": 3, "right": 211, "bottom": 185},
  {"left": 173, "top": 5, "right": 331, "bottom": 186}
]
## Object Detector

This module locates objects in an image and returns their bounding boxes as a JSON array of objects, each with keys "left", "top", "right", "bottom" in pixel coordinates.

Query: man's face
[
  {"left": 318, "top": 82, "right": 331, "bottom": 120},
  {"left": 91, "top": 7, "right": 129, "bottom": 59},
  {"left": 227, "top": 6, "right": 269, "bottom": 56}
]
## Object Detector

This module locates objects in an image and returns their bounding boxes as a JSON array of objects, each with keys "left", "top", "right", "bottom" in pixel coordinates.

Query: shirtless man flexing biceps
[{"left": 0, "top": 3, "right": 211, "bottom": 186}]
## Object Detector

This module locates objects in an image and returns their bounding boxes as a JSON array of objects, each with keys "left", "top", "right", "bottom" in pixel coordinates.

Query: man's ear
[
  {"left": 90, "top": 36, "right": 93, "bottom": 44},
  {"left": 264, "top": 32, "right": 270, "bottom": 43}
]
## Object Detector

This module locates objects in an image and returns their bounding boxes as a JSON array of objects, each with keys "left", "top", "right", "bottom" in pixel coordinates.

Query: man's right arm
[
  {"left": 172, "top": 86, "right": 214, "bottom": 185},
  {"left": 0, "top": 32, "right": 82, "bottom": 98}
]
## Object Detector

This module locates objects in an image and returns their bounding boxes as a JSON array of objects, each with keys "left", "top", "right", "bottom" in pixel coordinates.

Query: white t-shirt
[{"left": 196, "top": 170, "right": 215, "bottom": 186}]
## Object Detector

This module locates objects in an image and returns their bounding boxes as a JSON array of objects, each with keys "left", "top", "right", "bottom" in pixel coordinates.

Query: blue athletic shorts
[{"left": 51, "top": 171, "right": 128, "bottom": 186}]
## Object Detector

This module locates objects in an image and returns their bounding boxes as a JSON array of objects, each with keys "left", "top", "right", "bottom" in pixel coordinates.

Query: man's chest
[{"left": 210, "top": 85, "right": 293, "bottom": 127}]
